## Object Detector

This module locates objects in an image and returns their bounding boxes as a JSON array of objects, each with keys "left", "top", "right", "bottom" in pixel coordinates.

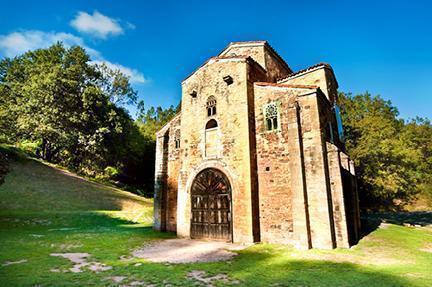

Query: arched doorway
[{"left": 190, "top": 168, "right": 232, "bottom": 241}]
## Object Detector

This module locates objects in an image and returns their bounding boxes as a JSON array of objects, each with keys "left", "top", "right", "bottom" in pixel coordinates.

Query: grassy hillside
[{"left": 0, "top": 156, "right": 431, "bottom": 286}]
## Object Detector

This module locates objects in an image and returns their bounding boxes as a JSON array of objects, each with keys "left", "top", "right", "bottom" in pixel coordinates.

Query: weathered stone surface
[{"left": 153, "top": 41, "right": 360, "bottom": 249}]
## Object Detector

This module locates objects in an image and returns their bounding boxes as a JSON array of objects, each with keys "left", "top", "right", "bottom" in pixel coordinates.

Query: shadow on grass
[
  {"left": 0, "top": 209, "right": 176, "bottom": 241},
  {"left": 0, "top": 157, "right": 152, "bottom": 213},
  {"left": 236, "top": 258, "right": 414, "bottom": 287},
  {"left": 360, "top": 211, "right": 432, "bottom": 238},
  {"left": 182, "top": 247, "right": 416, "bottom": 287}
]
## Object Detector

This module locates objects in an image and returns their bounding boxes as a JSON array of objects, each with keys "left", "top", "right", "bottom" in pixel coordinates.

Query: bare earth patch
[
  {"left": 104, "top": 276, "right": 152, "bottom": 286},
  {"left": 107, "top": 276, "right": 127, "bottom": 283},
  {"left": 2, "top": 259, "right": 27, "bottom": 266},
  {"left": 187, "top": 270, "right": 240, "bottom": 287},
  {"left": 132, "top": 239, "right": 251, "bottom": 263},
  {"left": 50, "top": 253, "right": 112, "bottom": 273},
  {"left": 291, "top": 251, "right": 408, "bottom": 266},
  {"left": 420, "top": 243, "right": 432, "bottom": 253},
  {"left": 58, "top": 243, "right": 83, "bottom": 251}
]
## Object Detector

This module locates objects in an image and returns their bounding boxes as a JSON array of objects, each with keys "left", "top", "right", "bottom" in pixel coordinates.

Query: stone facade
[{"left": 154, "top": 41, "right": 360, "bottom": 249}]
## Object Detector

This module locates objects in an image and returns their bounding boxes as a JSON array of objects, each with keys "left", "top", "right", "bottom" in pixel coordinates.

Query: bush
[{"left": 104, "top": 166, "right": 120, "bottom": 180}]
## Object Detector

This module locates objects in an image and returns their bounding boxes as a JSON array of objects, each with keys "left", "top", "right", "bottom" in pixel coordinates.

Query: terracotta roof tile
[
  {"left": 182, "top": 55, "right": 265, "bottom": 82},
  {"left": 277, "top": 62, "right": 333, "bottom": 83},
  {"left": 254, "top": 82, "right": 319, "bottom": 89},
  {"left": 219, "top": 41, "right": 293, "bottom": 74}
]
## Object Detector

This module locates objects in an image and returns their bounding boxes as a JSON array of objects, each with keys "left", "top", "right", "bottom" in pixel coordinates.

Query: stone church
[{"left": 154, "top": 41, "right": 360, "bottom": 249}]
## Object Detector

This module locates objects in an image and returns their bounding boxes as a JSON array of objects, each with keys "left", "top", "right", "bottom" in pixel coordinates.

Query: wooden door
[{"left": 190, "top": 168, "right": 232, "bottom": 241}]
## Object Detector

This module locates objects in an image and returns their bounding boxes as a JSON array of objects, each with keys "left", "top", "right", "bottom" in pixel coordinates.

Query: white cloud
[
  {"left": 0, "top": 30, "right": 101, "bottom": 58},
  {"left": 0, "top": 29, "right": 147, "bottom": 85},
  {"left": 92, "top": 60, "right": 147, "bottom": 84},
  {"left": 70, "top": 11, "right": 124, "bottom": 39}
]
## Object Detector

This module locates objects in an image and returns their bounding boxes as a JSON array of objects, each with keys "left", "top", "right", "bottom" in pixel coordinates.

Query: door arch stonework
[{"left": 190, "top": 168, "right": 232, "bottom": 241}]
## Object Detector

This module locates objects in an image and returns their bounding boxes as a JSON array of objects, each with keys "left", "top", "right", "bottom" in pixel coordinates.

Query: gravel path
[{"left": 132, "top": 239, "right": 251, "bottom": 263}]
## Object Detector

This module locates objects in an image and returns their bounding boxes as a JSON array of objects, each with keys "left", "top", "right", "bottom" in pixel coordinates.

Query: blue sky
[{"left": 0, "top": 0, "right": 431, "bottom": 119}]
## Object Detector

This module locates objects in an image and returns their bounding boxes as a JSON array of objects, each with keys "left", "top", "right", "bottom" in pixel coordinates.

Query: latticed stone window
[
  {"left": 264, "top": 102, "right": 280, "bottom": 131},
  {"left": 206, "top": 96, "right": 217, "bottom": 117},
  {"left": 174, "top": 129, "right": 180, "bottom": 149}
]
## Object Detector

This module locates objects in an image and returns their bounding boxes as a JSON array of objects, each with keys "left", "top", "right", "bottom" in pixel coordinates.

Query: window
[
  {"left": 326, "top": 122, "right": 334, "bottom": 143},
  {"left": 174, "top": 130, "right": 180, "bottom": 149},
  {"left": 334, "top": 105, "right": 344, "bottom": 142},
  {"left": 205, "top": 119, "right": 218, "bottom": 157},
  {"left": 206, "top": 96, "right": 216, "bottom": 117},
  {"left": 223, "top": 75, "right": 233, "bottom": 85},
  {"left": 264, "top": 102, "right": 279, "bottom": 131},
  {"left": 205, "top": 119, "right": 218, "bottom": 129}
]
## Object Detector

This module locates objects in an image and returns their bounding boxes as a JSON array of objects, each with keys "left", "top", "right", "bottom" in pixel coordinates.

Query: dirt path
[{"left": 132, "top": 239, "right": 251, "bottom": 263}]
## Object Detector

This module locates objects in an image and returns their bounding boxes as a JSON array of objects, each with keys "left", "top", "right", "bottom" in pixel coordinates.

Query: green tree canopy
[
  {"left": 339, "top": 92, "right": 432, "bottom": 210},
  {"left": 0, "top": 42, "right": 178, "bottom": 197},
  {"left": 0, "top": 43, "right": 135, "bottom": 173}
]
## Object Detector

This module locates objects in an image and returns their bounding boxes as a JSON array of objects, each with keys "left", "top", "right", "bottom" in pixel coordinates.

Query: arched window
[
  {"left": 205, "top": 119, "right": 219, "bottom": 157},
  {"left": 205, "top": 119, "right": 218, "bottom": 129},
  {"left": 264, "top": 102, "right": 279, "bottom": 131},
  {"left": 206, "top": 96, "right": 217, "bottom": 117}
]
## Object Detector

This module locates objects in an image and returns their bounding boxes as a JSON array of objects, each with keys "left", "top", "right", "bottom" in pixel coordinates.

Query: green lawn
[{"left": 0, "top": 157, "right": 431, "bottom": 286}]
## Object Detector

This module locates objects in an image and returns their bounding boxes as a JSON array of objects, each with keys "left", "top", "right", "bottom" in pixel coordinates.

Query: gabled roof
[
  {"left": 218, "top": 41, "right": 293, "bottom": 74},
  {"left": 277, "top": 62, "right": 338, "bottom": 88},
  {"left": 181, "top": 54, "right": 266, "bottom": 83},
  {"left": 254, "top": 82, "right": 319, "bottom": 89}
]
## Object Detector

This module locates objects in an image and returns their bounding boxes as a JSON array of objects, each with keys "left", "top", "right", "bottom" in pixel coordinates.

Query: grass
[{"left": 0, "top": 156, "right": 431, "bottom": 286}]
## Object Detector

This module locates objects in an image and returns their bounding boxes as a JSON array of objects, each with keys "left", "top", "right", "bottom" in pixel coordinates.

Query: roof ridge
[
  {"left": 255, "top": 82, "right": 319, "bottom": 89},
  {"left": 277, "top": 62, "right": 333, "bottom": 83},
  {"left": 218, "top": 41, "right": 293, "bottom": 73}
]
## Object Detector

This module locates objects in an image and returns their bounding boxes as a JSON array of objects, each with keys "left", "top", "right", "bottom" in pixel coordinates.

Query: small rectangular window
[{"left": 174, "top": 130, "right": 180, "bottom": 149}]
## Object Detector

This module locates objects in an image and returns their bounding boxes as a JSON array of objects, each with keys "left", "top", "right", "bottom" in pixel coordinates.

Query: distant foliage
[
  {"left": 0, "top": 150, "right": 8, "bottom": 185},
  {"left": 136, "top": 103, "right": 179, "bottom": 141},
  {"left": 0, "top": 43, "right": 177, "bottom": 196},
  {"left": 338, "top": 92, "right": 432, "bottom": 210}
]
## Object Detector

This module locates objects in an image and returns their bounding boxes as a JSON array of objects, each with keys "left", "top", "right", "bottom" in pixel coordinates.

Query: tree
[
  {"left": 136, "top": 103, "right": 179, "bottom": 140},
  {"left": 338, "top": 92, "right": 431, "bottom": 210},
  {"left": 0, "top": 43, "right": 138, "bottom": 173},
  {"left": 1, "top": 43, "right": 180, "bottom": 197}
]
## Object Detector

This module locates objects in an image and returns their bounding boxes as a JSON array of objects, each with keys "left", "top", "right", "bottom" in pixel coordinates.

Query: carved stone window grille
[
  {"left": 174, "top": 129, "right": 180, "bottom": 149},
  {"left": 264, "top": 102, "right": 280, "bottom": 131},
  {"left": 206, "top": 96, "right": 217, "bottom": 117}
]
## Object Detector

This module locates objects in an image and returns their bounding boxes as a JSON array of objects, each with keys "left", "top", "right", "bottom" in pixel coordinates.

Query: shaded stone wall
[
  {"left": 154, "top": 114, "right": 181, "bottom": 232},
  {"left": 297, "top": 92, "right": 336, "bottom": 249},
  {"left": 154, "top": 129, "right": 168, "bottom": 231},
  {"left": 166, "top": 115, "right": 181, "bottom": 232}
]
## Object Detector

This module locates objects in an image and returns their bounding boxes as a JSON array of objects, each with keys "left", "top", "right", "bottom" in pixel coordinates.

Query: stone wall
[
  {"left": 154, "top": 114, "right": 181, "bottom": 232},
  {"left": 154, "top": 41, "right": 360, "bottom": 249},
  {"left": 254, "top": 85, "right": 300, "bottom": 244},
  {"left": 177, "top": 57, "right": 257, "bottom": 243},
  {"left": 166, "top": 115, "right": 181, "bottom": 232},
  {"left": 278, "top": 66, "right": 337, "bottom": 103},
  {"left": 253, "top": 84, "right": 358, "bottom": 249},
  {"left": 219, "top": 42, "right": 291, "bottom": 83}
]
